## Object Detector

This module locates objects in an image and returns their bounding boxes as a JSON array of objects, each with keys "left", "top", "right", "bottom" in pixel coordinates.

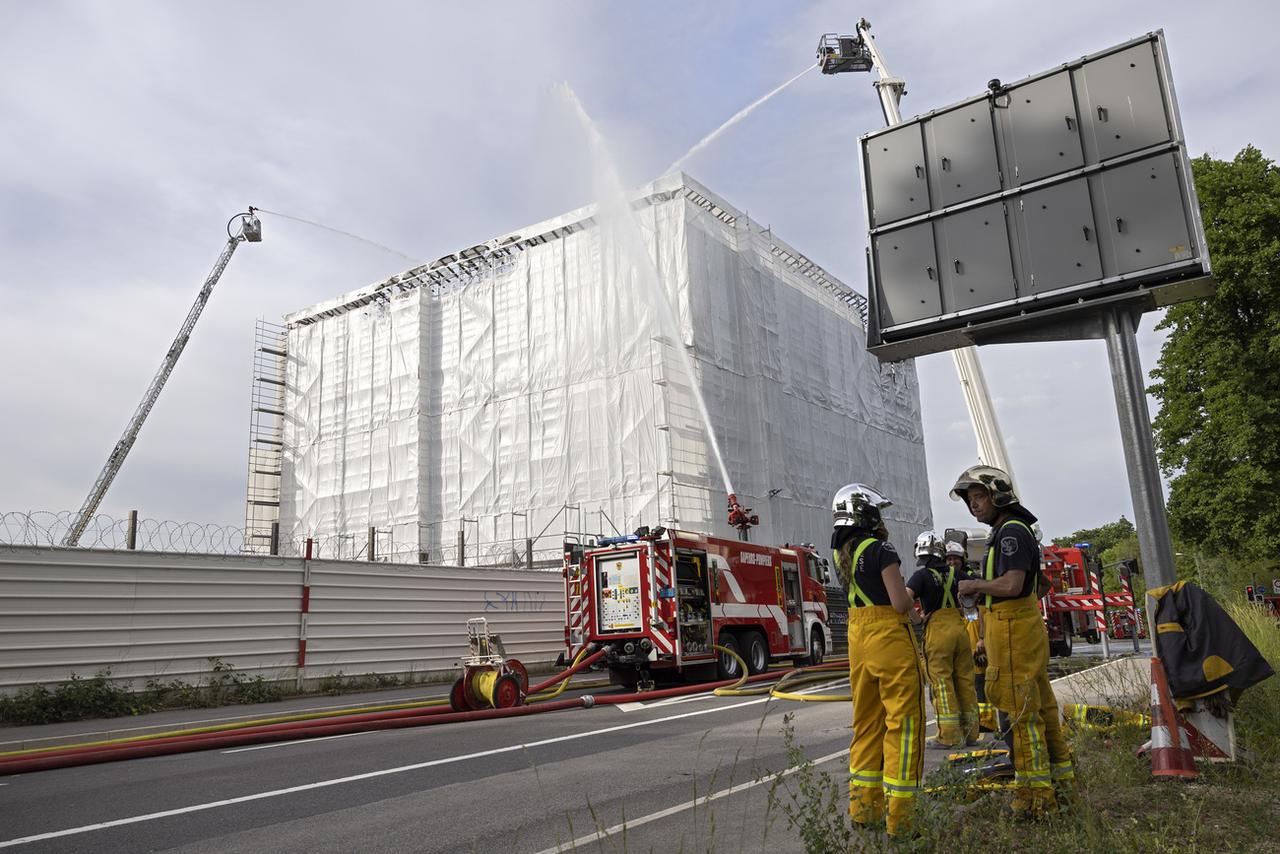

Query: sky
[{"left": 1, "top": 0, "right": 1277, "bottom": 544}]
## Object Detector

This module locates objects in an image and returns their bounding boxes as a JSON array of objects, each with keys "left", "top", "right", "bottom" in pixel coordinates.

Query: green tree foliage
[
  {"left": 1051, "top": 516, "right": 1135, "bottom": 555},
  {"left": 1149, "top": 146, "right": 1280, "bottom": 565}
]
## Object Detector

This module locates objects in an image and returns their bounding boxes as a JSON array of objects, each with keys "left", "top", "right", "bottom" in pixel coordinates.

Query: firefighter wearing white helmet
[
  {"left": 830, "top": 483, "right": 924, "bottom": 839},
  {"left": 952, "top": 465, "right": 1075, "bottom": 818},
  {"left": 905, "top": 531, "right": 980, "bottom": 748}
]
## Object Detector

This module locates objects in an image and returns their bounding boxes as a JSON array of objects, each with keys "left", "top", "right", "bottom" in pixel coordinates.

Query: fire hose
[{"left": 0, "top": 647, "right": 848, "bottom": 776}]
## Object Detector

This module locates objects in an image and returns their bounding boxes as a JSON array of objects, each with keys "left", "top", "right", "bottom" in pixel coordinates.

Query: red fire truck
[
  {"left": 1042, "top": 544, "right": 1103, "bottom": 656},
  {"left": 563, "top": 527, "right": 834, "bottom": 688}
]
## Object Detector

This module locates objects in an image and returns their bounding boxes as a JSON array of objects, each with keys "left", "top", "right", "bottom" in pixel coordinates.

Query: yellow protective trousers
[
  {"left": 965, "top": 610, "right": 999, "bottom": 732},
  {"left": 922, "top": 609, "right": 979, "bottom": 745},
  {"left": 847, "top": 605, "right": 926, "bottom": 837},
  {"left": 985, "top": 597, "right": 1075, "bottom": 816}
]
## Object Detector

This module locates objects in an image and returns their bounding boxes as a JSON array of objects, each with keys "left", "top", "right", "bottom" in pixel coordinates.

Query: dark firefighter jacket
[{"left": 1148, "top": 580, "right": 1274, "bottom": 701}]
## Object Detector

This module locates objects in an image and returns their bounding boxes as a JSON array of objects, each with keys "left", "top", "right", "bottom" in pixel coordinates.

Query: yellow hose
[{"left": 708, "top": 644, "right": 752, "bottom": 695}]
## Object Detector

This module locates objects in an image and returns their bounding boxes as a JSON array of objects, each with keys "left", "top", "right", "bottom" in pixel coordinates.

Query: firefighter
[
  {"left": 830, "top": 483, "right": 925, "bottom": 838},
  {"left": 907, "top": 532, "right": 980, "bottom": 748},
  {"left": 953, "top": 465, "right": 1075, "bottom": 818},
  {"left": 953, "top": 541, "right": 999, "bottom": 735}
]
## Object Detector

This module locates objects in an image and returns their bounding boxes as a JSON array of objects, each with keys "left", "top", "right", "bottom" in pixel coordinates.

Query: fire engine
[
  {"left": 1041, "top": 544, "right": 1103, "bottom": 656},
  {"left": 563, "top": 525, "right": 834, "bottom": 688}
]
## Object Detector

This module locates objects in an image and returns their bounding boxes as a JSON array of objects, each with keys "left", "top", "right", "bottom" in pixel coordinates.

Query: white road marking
[
  {"left": 531, "top": 747, "right": 850, "bottom": 854},
  {"left": 0, "top": 697, "right": 774, "bottom": 848},
  {"left": 220, "top": 732, "right": 368, "bottom": 754},
  {"left": 613, "top": 693, "right": 720, "bottom": 713}
]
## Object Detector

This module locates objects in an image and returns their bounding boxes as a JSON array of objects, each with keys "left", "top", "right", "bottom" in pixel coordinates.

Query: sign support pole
[{"left": 1102, "top": 306, "right": 1177, "bottom": 642}]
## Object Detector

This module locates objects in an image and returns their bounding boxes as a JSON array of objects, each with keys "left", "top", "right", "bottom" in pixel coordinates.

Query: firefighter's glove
[{"left": 973, "top": 639, "right": 988, "bottom": 669}]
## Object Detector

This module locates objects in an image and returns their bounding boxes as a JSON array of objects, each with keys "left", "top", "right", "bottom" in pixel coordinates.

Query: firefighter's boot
[{"left": 885, "top": 790, "right": 916, "bottom": 839}]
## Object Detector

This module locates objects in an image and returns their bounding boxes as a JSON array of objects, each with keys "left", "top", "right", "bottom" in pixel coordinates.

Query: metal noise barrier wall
[{"left": 0, "top": 546, "right": 564, "bottom": 695}]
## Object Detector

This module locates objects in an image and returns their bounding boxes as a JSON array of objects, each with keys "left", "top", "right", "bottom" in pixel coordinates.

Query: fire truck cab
[{"left": 564, "top": 528, "right": 833, "bottom": 687}]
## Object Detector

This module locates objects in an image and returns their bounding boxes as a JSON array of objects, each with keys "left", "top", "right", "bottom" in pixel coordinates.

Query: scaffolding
[{"left": 243, "top": 319, "right": 287, "bottom": 554}]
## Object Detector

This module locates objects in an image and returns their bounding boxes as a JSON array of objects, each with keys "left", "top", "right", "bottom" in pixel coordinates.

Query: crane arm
[{"left": 63, "top": 212, "right": 261, "bottom": 546}]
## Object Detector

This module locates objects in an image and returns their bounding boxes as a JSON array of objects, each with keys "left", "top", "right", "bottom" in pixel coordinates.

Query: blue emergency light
[{"left": 598, "top": 534, "right": 641, "bottom": 547}]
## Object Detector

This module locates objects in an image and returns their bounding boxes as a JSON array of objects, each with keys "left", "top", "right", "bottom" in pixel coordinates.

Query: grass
[
  {"left": 0, "top": 658, "right": 288, "bottom": 726},
  {"left": 767, "top": 596, "right": 1279, "bottom": 853}
]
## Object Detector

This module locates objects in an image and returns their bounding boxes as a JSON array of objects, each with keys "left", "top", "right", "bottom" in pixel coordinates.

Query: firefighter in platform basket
[
  {"left": 830, "top": 483, "right": 925, "bottom": 838},
  {"left": 952, "top": 465, "right": 1076, "bottom": 818}
]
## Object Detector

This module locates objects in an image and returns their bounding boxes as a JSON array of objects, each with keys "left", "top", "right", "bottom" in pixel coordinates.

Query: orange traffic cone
[{"left": 1147, "top": 657, "right": 1198, "bottom": 780}]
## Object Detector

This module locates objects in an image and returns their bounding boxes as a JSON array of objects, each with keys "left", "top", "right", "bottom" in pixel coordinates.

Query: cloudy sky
[{"left": 2, "top": 1, "right": 1276, "bottom": 543}]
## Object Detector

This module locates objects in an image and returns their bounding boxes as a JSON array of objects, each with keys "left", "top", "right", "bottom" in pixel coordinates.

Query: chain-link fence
[{"left": 1, "top": 511, "right": 593, "bottom": 570}]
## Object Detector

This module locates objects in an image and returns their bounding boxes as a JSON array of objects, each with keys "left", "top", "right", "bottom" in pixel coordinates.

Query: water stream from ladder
[
  {"left": 665, "top": 63, "right": 817, "bottom": 175},
  {"left": 557, "top": 83, "right": 736, "bottom": 499}
]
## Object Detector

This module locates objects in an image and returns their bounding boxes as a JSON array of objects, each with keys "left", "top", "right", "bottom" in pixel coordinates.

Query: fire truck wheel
[
  {"left": 492, "top": 673, "right": 523, "bottom": 709},
  {"left": 742, "top": 631, "right": 769, "bottom": 675},
  {"left": 798, "top": 629, "right": 826, "bottom": 667},
  {"left": 449, "top": 677, "right": 472, "bottom": 712},
  {"left": 716, "top": 633, "right": 742, "bottom": 680}
]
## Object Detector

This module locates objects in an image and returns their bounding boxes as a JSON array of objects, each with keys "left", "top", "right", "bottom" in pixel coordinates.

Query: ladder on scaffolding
[{"left": 244, "top": 319, "right": 287, "bottom": 553}]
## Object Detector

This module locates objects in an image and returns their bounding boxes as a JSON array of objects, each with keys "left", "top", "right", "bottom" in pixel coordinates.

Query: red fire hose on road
[{"left": 0, "top": 649, "right": 844, "bottom": 777}]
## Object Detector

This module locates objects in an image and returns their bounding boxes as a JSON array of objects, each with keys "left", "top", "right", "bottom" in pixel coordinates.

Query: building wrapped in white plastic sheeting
[{"left": 276, "top": 173, "right": 932, "bottom": 565}]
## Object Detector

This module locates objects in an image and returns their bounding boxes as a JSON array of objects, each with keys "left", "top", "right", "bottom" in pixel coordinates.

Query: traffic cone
[{"left": 1147, "top": 657, "right": 1197, "bottom": 780}]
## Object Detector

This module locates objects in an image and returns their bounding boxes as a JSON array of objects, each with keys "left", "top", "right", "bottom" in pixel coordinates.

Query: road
[{"left": 0, "top": 676, "right": 962, "bottom": 853}]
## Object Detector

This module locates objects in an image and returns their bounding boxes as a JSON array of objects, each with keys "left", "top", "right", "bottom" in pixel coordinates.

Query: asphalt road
[{"left": 0, "top": 676, "right": 962, "bottom": 854}]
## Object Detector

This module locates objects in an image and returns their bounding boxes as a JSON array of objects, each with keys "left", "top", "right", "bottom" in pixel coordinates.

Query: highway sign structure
[{"left": 860, "top": 31, "right": 1210, "bottom": 361}]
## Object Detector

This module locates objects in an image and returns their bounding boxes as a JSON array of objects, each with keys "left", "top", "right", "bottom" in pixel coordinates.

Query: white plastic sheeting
[{"left": 278, "top": 173, "right": 932, "bottom": 562}]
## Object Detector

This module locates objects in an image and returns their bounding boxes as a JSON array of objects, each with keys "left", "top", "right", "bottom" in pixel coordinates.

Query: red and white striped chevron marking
[
  {"left": 1045, "top": 593, "right": 1134, "bottom": 611},
  {"left": 565, "top": 552, "right": 590, "bottom": 658},
  {"left": 1092, "top": 567, "right": 1108, "bottom": 634},
  {"left": 649, "top": 548, "right": 675, "bottom": 653}
]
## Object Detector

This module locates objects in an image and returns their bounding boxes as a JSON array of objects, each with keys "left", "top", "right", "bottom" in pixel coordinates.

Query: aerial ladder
[
  {"left": 62, "top": 210, "right": 263, "bottom": 547},
  {"left": 818, "top": 20, "right": 1014, "bottom": 479}
]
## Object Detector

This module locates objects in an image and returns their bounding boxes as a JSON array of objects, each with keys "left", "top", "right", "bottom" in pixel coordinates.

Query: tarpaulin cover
[{"left": 278, "top": 173, "right": 932, "bottom": 562}]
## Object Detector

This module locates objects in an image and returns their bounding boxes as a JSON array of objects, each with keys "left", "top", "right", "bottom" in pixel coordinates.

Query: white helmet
[
  {"left": 950, "top": 464, "right": 1019, "bottom": 507},
  {"left": 945, "top": 541, "right": 966, "bottom": 559},
  {"left": 830, "top": 483, "right": 891, "bottom": 547},
  {"left": 914, "top": 531, "right": 945, "bottom": 561}
]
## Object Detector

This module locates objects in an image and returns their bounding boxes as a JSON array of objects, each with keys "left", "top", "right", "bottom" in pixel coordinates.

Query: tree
[
  {"left": 1149, "top": 147, "right": 1280, "bottom": 565},
  {"left": 1050, "top": 516, "right": 1135, "bottom": 555}
]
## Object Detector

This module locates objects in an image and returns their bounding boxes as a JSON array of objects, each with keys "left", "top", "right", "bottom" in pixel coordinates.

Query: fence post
[
  {"left": 297, "top": 542, "right": 313, "bottom": 691},
  {"left": 269, "top": 521, "right": 280, "bottom": 556},
  {"left": 1122, "top": 570, "right": 1140, "bottom": 653},
  {"left": 526, "top": 537, "right": 534, "bottom": 570},
  {"left": 368, "top": 526, "right": 377, "bottom": 562},
  {"left": 457, "top": 528, "right": 466, "bottom": 567},
  {"left": 126, "top": 510, "right": 138, "bottom": 550}
]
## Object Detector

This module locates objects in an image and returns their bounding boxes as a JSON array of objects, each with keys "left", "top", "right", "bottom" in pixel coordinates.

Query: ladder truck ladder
[
  {"left": 62, "top": 210, "right": 263, "bottom": 547},
  {"left": 820, "top": 20, "right": 1013, "bottom": 476}
]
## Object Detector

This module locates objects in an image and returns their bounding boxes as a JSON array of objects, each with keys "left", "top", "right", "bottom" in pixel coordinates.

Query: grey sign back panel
[
  {"left": 860, "top": 31, "right": 1210, "bottom": 360},
  {"left": 1078, "top": 42, "right": 1172, "bottom": 163},
  {"left": 1019, "top": 180, "right": 1103, "bottom": 294},
  {"left": 927, "top": 100, "right": 1002, "bottom": 207},
  {"left": 937, "top": 203, "right": 1016, "bottom": 312},
  {"left": 866, "top": 124, "right": 930, "bottom": 226},
  {"left": 1002, "top": 71, "right": 1085, "bottom": 186},
  {"left": 1099, "top": 153, "right": 1194, "bottom": 275},
  {"left": 873, "top": 222, "right": 941, "bottom": 326}
]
